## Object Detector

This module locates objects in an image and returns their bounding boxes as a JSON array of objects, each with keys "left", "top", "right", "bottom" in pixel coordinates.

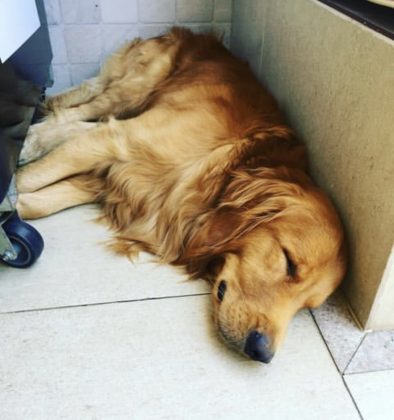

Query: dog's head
[{"left": 183, "top": 167, "right": 346, "bottom": 363}]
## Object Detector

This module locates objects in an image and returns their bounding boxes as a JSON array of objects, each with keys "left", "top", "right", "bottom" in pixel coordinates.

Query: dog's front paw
[
  {"left": 18, "top": 124, "right": 48, "bottom": 165},
  {"left": 41, "top": 96, "right": 58, "bottom": 114}
]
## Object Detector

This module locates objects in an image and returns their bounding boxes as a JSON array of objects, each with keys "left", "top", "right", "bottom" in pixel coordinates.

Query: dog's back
[{"left": 141, "top": 28, "right": 286, "bottom": 138}]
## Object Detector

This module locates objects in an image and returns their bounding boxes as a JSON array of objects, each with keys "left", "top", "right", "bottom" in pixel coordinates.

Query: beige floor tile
[
  {"left": 0, "top": 206, "right": 209, "bottom": 312},
  {"left": 312, "top": 290, "right": 365, "bottom": 372},
  {"left": 0, "top": 296, "right": 359, "bottom": 420},
  {"left": 345, "top": 370, "right": 394, "bottom": 420},
  {"left": 345, "top": 330, "right": 394, "bottom": 374}
]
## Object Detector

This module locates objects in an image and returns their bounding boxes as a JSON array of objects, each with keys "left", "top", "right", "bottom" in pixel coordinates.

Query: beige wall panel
[{"left": 231, "top": 0, "right": 394, "bottom": 327}]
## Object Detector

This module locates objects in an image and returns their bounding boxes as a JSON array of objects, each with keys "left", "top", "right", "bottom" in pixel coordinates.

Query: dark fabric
[{"left": 0, "top": 64, "right": 41, "bottom": 202}]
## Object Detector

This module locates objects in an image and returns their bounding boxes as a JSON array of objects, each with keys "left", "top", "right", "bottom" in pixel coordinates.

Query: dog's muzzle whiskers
[{"left": 218, "top": 322, "right": 244, "bottom": 352}]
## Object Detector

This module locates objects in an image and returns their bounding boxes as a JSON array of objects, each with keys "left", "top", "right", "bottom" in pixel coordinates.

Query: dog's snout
[{"left": 244, "top": 331, "right": 274, "bottom": 363}]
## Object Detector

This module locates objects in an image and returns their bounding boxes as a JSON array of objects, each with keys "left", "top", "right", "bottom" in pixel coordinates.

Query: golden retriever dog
[{"left": 16, "top": 28, "right": 346, "bottom": 363}]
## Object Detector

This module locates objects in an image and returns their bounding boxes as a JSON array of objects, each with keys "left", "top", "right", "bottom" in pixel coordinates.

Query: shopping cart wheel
[{"left": 1, "top": 215, "right": 44, "bottom": 268}]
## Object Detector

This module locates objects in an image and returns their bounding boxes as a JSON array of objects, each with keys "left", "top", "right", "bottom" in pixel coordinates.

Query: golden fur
[{"left": 16, "top": 28, "right": 346, "bottom": 361}]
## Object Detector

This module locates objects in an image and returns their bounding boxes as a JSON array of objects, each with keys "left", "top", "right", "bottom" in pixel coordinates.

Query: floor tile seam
[
  {"left": 0, "top": 292, "right": 211, "bottom": 315},
  {"left": 309, "top": 309, "right": 343, "bottom": 374},
  {"left": 343, "top": 333, "right": 369, "bottom": 374},
  {"left": 309, "top": 308, "right": 368, "bottom": 374},
  {"left": 309, "top": 310, "right": 364, "bottom": 419},
  {"left": 341, "top": 376, "right": 365, "bottom": 420},
  {"left": 343, "top": 367, "right": 394, "bottom": 376}
]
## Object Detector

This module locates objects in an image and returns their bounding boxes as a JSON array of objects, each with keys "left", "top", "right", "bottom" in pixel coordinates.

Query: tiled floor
[
  {"left": 0, "top": 206, "right": 393, "bottom": 420},
  {"left": 312, "top": 291, "right": 394, "bottom": 375}
]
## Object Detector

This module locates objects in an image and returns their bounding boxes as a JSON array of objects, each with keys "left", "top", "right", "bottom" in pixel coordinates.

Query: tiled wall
[{"left": 43, "top": 0, "right": 232, "bottom": 93}]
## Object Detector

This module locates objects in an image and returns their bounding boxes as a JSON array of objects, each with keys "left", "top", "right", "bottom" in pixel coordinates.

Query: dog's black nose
[{"left": 244, "top": 331, "right": 274, "bottom": 363}]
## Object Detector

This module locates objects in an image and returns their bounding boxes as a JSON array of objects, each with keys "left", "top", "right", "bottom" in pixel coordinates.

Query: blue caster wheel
[{"left": 1, "top": 214, "right": 44, "bottom": 268}]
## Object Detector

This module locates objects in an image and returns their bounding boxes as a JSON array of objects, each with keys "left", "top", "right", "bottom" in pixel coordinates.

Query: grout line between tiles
[
  {"left": 343, "top": 333, "right": 368, "bottom": 374},
  {"left": 309, "top": 309, "right": 343, "bottom": 373},
  {"left": 341, "top": 377, "right": 365, "bottom": 420},
  {"left": 309, "top": 309, "right": 365, "bottom": 420},
  {"left": 343, "top": 366, "right": 394, "bottom": 376},
  {"left": 0, "top": 292, "right": 211, "bottom": 315}
]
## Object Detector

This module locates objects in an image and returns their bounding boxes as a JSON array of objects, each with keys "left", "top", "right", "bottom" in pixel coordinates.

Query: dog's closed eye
[
  {"left": 284, "top": 249, "right": 297, "bottom": 278},
  {"left": 217, "top": 280, "right": 227, "bottom": 302}
]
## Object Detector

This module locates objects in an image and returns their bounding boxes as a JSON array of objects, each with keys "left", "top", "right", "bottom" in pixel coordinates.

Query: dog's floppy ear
[
  {"left": 183, "top": 208, "right": 244, "bottom": 259},
  {"left": 178, "top": 208, "right": 244, "bottom": 279},
  {"left": 179, "top": 166, "right": 312, "bottom": 278}
]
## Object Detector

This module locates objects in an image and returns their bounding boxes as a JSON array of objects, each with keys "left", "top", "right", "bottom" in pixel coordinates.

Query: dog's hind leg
[
  {"left": 44, "top": 36, "right": 179, "bottom": 125},
  {"left": 43, "top": 38, "right": 143, "bottom": 113},
  {"left": 44, "top": 76, "right": 107, "bottom": 113},
  {"left": 17, "top": 175, "right": 97, "bottom": 219},
  {"left": 21, "top": 34, "right": 178, "bottom": 167}
]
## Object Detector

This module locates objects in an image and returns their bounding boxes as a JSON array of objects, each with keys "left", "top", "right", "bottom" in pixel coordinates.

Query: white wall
[{"left": 43, "top": 0, "right": 232, "bottom": 93}]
